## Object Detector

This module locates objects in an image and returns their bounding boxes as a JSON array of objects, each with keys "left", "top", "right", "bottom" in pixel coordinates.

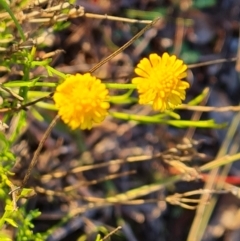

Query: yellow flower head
[
  {"left": 53, "top": 73, "right": 110, "bottom": 130},
  {"left": 132, "top": 53, "right": 190, "bottom": 111}
]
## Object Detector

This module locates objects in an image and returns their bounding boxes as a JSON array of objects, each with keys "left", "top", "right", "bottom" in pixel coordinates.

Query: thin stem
[
  {"left": 21, "top": 115, "right": 60, "bottom": 188},
  {"left": 105, "top": 83, "right": 136, "bottom": 89},
  {"left": 0, "top": 94, "right": 53, "bottom": 113},
  {"left": 85, "top": 13, "right": 153, "bottom": 24},
  {"left": 188, "top": 57, "right": 237, "bottom": 69},
  {"left": 89, "top": 17, "right": 161, "bottom": 73},
  {"left": 3, "top": 82, "right": 56, "bottom": 88}
]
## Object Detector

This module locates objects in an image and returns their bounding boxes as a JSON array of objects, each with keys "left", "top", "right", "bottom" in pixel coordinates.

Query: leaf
[
  {"left": 19, "top": 188, "right": 36, "bottom": 199},
  {"left": 5, "top": 204, "right": 14, "bottom": 212},
  {"left": 95, "top": 234, "right": 102, "bottom": 241},
  {"left": 187, "top": 87, "right": 210, "bottom": 105},
  {"left": 0, "top": 132, "right": 8, "bottom": 150},
  {"left": 5, "top": 218, "right": 18, "bottom": 228},
  {"left": 110, "top": 111, "right": 227, "bottom": 128},
  {"left": 164, "top": 119, "right": 227, "bottom": 128},
  {"left": 4, "top": 151, "right": 15, "bottom": 161}
]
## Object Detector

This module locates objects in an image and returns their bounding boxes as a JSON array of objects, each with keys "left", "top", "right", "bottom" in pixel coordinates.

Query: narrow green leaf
[
  {"left": 19, "top": 188, "right": 36, "bottom": 199},
  {"left": 5, "top": 218, "right": 18, "bottom": 228}
]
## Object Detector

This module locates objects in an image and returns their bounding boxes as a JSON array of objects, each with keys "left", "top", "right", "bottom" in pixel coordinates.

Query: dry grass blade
[
  {"left": 179, "top": 104, "right": 240, "bottom": 112},
  {"left": 66, "top": 175, "right": 180, "bottom": 217},
  {"left": 188, "top": 57, "right": 237, "bottom": 69},
  {"left": 36, "top": 170, "right": 136, "bottom": 198},
  {"left": 41, "top": 153, "right": 162, "bottom": 181},
  {"left": 101, "top": 226, "right": 122, "bottom": 241}
]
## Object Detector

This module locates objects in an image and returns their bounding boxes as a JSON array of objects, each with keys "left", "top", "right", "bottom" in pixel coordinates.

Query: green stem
[
  {"left": 109, "top": 97, "right": 137, "bottom": 104},
  {"left": 18, "top": 47, "right": 38, "bottom": 102},
  {"left": 19, "top": 64, "right": 30, "bottom": 102},
  {"left": 46, "top": 66, "right": 66, "bottom": 79},
  {"left": 105, "top": 83, "right": 136, "bottom": 89},
  {"left": 3, "top": 82, "right": 56, "bottom": 88},
  {"left": 109, "top": 111, "right": 225, "bottom": 128},
  {"left": 27, "top": 91, "right": 51, "bottom": 98},
  {"left": 36, "top": 102, "right": 57, "bottom": 110}
]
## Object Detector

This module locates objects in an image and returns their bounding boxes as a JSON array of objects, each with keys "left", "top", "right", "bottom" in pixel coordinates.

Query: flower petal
[{"left": 132, "top": 52, "right": 190, "bottom": 111}]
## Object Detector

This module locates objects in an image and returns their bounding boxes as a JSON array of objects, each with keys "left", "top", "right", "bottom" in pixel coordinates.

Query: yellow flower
[
  {"left": 53, "top": 73, "right": 110, "bottom": 130},
  {"left": 132, "top": 53, "right": 190, "bottom": 111}
]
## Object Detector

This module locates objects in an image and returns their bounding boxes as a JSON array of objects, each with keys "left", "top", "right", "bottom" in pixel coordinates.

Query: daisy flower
[
  {"left": 53, "top": 73, "right": 110, "bottom": 130},
  {"left": 132, "top": 53, "right": 190, "bottom": 111}
]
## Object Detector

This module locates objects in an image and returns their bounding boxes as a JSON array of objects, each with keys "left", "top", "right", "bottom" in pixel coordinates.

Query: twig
[
  {"left": 0, "top": 94, "right": 52, "bottom": 113},
  {"left": 89, "top": 17, "right": 161, "bottom": 73},
  {"left": 21, "top": 115, "right": 60, "bottom": 188},
  {"left": 188, "top": 57, "right": 237, "bottom": 69},
  {"left": 85, "top": 13, "right": 152, "bottom": 24},
  {"left": 102, "top": 226, "right": 122, "bottom": 241},
  {"left": 179, "top": 104, "right": 240, "bottom": 112}
]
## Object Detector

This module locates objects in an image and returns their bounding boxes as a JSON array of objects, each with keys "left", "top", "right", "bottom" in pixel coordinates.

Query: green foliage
[
  {"left": 0, "top": 0, "right": 71, "bottom": 239},
  {"left": 15, "top": 209, "right": 47, "bottom": 241}
]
